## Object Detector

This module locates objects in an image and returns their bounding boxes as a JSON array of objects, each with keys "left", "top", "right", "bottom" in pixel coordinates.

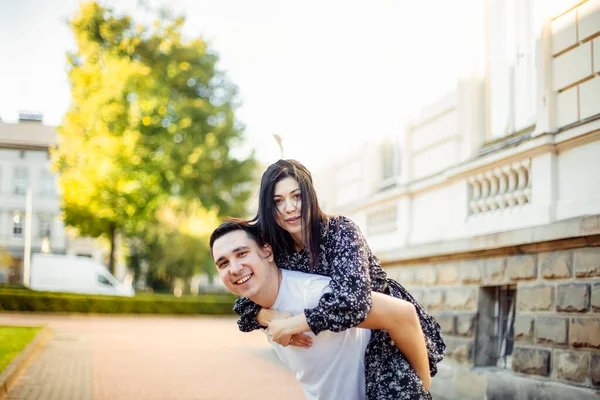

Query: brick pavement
[{"left": 0, "top": 314, "right": 304, "bottom": 400}]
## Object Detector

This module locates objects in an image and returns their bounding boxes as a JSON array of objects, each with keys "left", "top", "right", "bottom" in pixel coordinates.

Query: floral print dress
[{"left": 234, "top": 216, "right": 445, "bottom": 400}]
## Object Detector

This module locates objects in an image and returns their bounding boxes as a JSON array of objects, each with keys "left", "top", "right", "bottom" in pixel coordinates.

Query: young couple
[{"left": 210, "top": 159, "right": 445, "bottom": 400}]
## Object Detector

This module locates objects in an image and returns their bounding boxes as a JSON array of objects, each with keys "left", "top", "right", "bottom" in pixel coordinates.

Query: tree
[{"left": 53, "top": 2, "right": 256, "bottom": 274}]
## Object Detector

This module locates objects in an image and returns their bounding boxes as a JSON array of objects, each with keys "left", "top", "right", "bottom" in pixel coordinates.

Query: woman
[{"left": 234, "top": 159, "right": 445, "bottom": 399}]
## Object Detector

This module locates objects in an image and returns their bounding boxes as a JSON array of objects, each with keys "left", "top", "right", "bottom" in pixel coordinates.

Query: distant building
[
  {"left": 0, "top": 113, "right": 66, "bottom": 283},
  {"left": 0, "top": 114, "right": 123, "bottom": 284},
  {"left": 316, "top": 1, "right": 600, "bottom": 399}
]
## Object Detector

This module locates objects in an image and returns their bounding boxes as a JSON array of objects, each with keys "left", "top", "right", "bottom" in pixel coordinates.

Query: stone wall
[{"left": 386, "top": 246, "right": 600, "bottom": 399}]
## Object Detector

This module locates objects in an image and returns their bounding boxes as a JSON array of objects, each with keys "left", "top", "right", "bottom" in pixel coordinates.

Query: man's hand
[
  {"left": 268, "top": 317, "right": 296, "bottom": 345},
  {"left": 256, "top": 309, "right": 292, "bottom": 327},
  {"left": 267, "top": 315, "right": 313, "bottom": 348}
]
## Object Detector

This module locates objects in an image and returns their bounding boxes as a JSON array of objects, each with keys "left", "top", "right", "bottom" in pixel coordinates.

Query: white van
[{"left": 29, "top": 253, "right": 134, "bottom": 297}]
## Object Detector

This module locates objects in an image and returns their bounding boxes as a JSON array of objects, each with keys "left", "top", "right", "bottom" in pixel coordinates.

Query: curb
[{"left": 0, "top": 326, "right": 54, "bottom": 400}]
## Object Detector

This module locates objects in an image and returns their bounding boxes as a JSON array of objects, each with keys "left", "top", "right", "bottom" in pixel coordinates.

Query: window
[
  {"left": 379, "top": 138, "right": 401, "bottom": 189},
  {"left": 493, "top": 285, "right": 516, "bottom": 368},
  {"left": 12, "top": 214, "right": 23, "bottom": 238},
  {"left": 38, "top": 216, "right": 52, "bottom": 239},
  {"left": 98, "top": 275, "right": 113, "bottom": 286},
  {"left": 40, "top": 170, "right": 55, "bottom": 196},
  {"left": 13, "top": 167, "right": 28, "bottom": 195},
  {"left": 474, "top": 285, "right": 517, "bottom": 368},
  {"left": 488, "top": 0, "right": 544, "bottom": 140}
]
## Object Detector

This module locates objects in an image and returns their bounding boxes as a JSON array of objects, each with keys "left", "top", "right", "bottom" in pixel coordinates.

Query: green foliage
[
  {"left": 0, "top": 326, "right": 43, "bottom": 373},
  {"left": 0, "top": 289, "right": 236, "bottom": 315},
  {"left": 54, "top": 1, "right": 257, "bottom": 272}
]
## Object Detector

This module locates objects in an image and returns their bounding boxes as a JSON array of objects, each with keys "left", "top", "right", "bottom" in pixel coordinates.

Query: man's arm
[{"left": 267, "top": 292, "right": 431, "bottom": 391}]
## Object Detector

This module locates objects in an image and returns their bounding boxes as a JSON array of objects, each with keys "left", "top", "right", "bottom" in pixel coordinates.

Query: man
[{"left": 210, "top": 218, "right": 371, "bottom": 400}]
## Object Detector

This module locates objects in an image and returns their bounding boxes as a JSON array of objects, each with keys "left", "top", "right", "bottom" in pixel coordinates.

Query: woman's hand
[{"left": 288, "top": 333, "right": 312, "bottom": 348}]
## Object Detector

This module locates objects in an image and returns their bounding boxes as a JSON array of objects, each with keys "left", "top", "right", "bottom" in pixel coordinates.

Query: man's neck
[{"left": 251, "top": 266, "right": 282, "bottom": 309}]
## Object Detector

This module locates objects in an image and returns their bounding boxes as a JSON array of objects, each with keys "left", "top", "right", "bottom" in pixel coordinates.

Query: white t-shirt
[{"left": 266, "top": 269, "right": 371, "bottom": 400}]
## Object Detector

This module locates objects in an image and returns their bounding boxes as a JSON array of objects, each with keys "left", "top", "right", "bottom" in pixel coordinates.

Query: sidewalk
[
  {"left": 0, "top": 314, "right": 304, "bottom": 400},
  {"left": 7, "top": 332, "right": 92, "bottom": 400}
]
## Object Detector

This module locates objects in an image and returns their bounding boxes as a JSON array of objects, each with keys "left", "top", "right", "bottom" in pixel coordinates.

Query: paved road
[{"left": 0, "top": 313, "right": 305, "bottom": 400}]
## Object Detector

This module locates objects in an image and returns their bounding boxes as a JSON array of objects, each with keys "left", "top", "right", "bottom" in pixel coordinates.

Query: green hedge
[{"left": 0, "top": 289, "right": 237, "bottom": 315}]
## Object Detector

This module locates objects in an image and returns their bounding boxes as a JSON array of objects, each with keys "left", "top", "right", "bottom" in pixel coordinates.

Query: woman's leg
[{"left": 357, "top": 292, "right": 431, "bottom": 391}]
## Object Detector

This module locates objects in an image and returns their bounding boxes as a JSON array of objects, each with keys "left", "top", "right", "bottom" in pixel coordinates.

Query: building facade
[
  {"left": 0, "top": 113, "right": 67, "bottom": 283},
  {"left": 316, "top": 1, "right": 600, "bottom": 398}
]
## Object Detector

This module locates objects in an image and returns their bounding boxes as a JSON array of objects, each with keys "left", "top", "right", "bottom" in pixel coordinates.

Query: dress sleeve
[
  {"left": 233, "top": 296, "right": 264, "bottom": 332},
  {"left": 303, "top": 217, "right": 372, "bottom": 335}
]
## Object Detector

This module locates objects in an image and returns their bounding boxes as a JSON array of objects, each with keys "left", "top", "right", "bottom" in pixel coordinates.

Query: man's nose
[{"left": 230, "top": 260, "right": 243, "bottom": 274}]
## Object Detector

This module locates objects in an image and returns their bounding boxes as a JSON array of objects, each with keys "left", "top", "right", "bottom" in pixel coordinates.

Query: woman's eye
[
  {"left": 294, "top": 194, "right": 302, "bottom": 200},
  {"left": 239, "top": 251, "right": 248, "bottom": 258},
  {"left": 218, "top": 262, "right": 228, "bottom": 269},
  {"left": 274, "top": 198, "right": 283, "bottom": 205}
]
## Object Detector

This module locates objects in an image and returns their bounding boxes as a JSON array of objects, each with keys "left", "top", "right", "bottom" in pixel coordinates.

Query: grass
[{"left": 0, "top": 326, "right": 42, "bottom": 374}]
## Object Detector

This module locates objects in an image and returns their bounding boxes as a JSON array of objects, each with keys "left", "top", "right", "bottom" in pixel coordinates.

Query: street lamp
[{"left": 272, "top": 133, "right": 284, "bottom": 159}]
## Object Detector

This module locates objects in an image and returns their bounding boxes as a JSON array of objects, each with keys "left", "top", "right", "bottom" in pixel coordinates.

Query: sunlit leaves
[{"left": 54, "top": 1, "right": 256, "bottom": 282}]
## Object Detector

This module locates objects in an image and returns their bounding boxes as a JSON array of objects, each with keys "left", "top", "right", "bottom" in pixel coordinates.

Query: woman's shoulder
[{"left": 323, "top": 215, "right": 362, "bottom": 237}]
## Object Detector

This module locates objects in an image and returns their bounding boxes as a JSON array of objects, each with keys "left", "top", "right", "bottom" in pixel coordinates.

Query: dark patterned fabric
[{"left": 234, "top": 216, "right": 445, "bottom": 399}]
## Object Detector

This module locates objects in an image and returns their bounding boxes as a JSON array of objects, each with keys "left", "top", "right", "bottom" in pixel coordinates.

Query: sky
[{"left": 0, "top": 0, "right": 478, "bottom": 171}]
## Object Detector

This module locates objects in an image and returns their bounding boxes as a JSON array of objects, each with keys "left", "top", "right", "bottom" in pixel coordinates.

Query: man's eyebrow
[
  {"left": 232, "top": 245, "right": 250, "bottom": 253},
  {"left": 215, "top": 245, "right": 251, "bottom": 265}
]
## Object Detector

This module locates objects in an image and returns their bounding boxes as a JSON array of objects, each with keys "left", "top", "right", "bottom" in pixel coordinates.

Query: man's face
[{"left": 212, "top": 230, "right": 273, "bottom": 299}]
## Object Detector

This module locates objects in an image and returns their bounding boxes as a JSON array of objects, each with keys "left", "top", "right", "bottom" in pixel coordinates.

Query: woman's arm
[
  {"left": 268, "top": 292, "right": 431, "bottom": 390},
  {"left": 302, "top": 217, "right": 373, "bottom": 335},
  {"left": 233, "top": 296, "right": 268, "bottom": 332}
]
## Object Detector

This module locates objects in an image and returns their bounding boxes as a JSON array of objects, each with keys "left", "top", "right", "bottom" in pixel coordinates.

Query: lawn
[{"left": 0, "top": 326, "right": 42, "bottom": 373}]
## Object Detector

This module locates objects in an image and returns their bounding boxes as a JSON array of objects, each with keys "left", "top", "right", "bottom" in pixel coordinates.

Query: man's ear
[{"left": 262, "top": 243, "right": 274, "bottom": 262}]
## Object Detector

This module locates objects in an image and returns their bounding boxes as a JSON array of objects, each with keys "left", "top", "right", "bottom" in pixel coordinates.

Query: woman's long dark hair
[{"left": 255, "top": 159, "right": 327, "bottom": 271}]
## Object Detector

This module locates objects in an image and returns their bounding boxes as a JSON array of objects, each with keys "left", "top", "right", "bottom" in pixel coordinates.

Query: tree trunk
[{"left": 108, "top": 224, "right": 116, "bottom": 276}]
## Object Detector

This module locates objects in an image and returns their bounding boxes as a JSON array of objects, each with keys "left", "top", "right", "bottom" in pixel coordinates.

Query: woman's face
[{"left": 273, "top": 176, "right": 303, "bottom": 235}]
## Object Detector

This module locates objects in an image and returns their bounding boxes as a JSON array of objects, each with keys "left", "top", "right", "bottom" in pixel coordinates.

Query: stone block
[
  {"left": 574, "top": 248, "right": 600, "bottom": 278},
  {"left": 438, "top": 264, "right": 459, "bottom": 285},
  {"left": 507, "top": 255, "right": 537, "bottom": 281},
  {"left": 540, "top": 251, "right": 573, "bottom": 279},
  {"left": 483, "top": 258, "right": 505, "bottom": 283},
  {"left": 446, "top": 288, "right": 476, "bottom": 311},
  {"left": 433, "top": 313, "right": 455, "bottom": 335},
  {"left": 461, "top": 259, "right": 484, "bottom": 284},
  {"left": 552, "top": 42, "right": 593, "bottom": 91},
  {"left": 396, "top": 267, "right": 415, "bottom": 285},
  {"left": 456, "top": 314, "right": 476, "bottom": 337},
  {"left": 557, "top": 283, "right": 590, "bottom": 312},
  {"left": 514, "top": 316, "right": 534, "bottom": 343},
  {"left": 569, "top": 318, "right": 600, "bottom": 349},
  {"left": 555, "top": 350, "right": 589, "bottom": 383},
  {"left": 579, "top": 76, "right": 600, "bottom": 120},
  {"left": 592, "top": 353, "right": 600, "bottom": 386},
  {"left": 424, "top": 289, "right": 445, "bottom": 311},
  {"left": 454, "top": 369, "right": 486, "bottom": 400},
  {"left": 512, "top": 347, "right": 551, "bottom": 376},
  {"left": 556, "top": 85, "right": 579, "bottom": 128},
  {"left": 578, "top": 0, "right": 600, "bottom": 41},
  {"left": 551, "top": 8, "right": 577, "bottom": 54},
  {"left": 536, "top": 317, "right": 568, "bottom": 345},
  {"left": 415, "top": 266, "right": 437, "bottom": 285},
  {"left": 486, "top": 374, "right": 518, "bottom": 400},
  {"left": 592, "top": 282, "right": 600, "bottom": 312},
  {"left": 517, "top": 286, "right": 554, "bottom": 311},
  {"left": 410, "top": 289, "right": 425, "bottom": 305},
  {"left": 445, "top": 338, "right": 473, "bottom": 364}
]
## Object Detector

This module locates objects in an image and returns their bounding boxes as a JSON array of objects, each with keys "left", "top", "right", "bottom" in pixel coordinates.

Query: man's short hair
[{"left": 209, "top": 218, "right": 263, "bottom": 256}]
